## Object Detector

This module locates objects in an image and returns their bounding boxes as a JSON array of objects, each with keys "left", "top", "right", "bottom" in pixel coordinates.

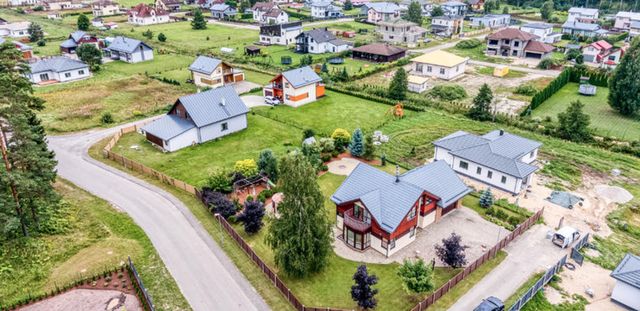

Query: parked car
[
  {"left": 552, "top": 226, "right": 580, "bottom": 248},
  {"left": 264, "top": 96, "right": 281, "bottom": 106},
  {"left": 474, "top": 296, "right": 504, "bottom": 311}
]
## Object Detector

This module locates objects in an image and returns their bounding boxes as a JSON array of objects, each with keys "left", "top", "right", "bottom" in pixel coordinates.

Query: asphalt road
[{"left": 48, "top": 124, "right": 269, "bottom": 311}]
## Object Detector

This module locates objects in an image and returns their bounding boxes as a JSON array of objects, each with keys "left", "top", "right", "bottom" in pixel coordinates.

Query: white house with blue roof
[
  {"left": 610, "top": 253, "right": 640, "bottom": 310},
  {"left": 434, "top": 130, "right": 542, "bottom": 194},
  {"left": 263, "top": 66, "right": 325, "bottom": 107},
  {"left": 27, "top": 56, "right": 90, "bottom": 84},
  {"left": 104, "top": 36, "right": 153, "bottom": 63},
  {"left": 141, "top": 86, "right": 248, "bottom": 152},
  {"left": 188, "top": 55, "right": 245, "bottom": 88},
  {"left": 331, "top": 161, "right": 471, "bottom": 256}
]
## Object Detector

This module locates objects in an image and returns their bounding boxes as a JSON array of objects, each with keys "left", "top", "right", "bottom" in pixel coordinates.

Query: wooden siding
[{"left": 145, "top": 132, "right": 163, "bottom": 147}]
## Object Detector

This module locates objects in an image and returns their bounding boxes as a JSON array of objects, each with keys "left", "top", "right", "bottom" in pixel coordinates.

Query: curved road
[{"left": 48, "top": 124, "right": 269, "bottom": 311}]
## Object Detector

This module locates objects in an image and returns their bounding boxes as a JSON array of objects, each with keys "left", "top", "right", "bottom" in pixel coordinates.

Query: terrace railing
[{"left": 343, "top": 208, "right": 372, "bottom": 232}]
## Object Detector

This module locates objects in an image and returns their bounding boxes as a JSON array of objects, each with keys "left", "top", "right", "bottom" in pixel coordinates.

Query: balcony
[{"left": 344, "top": 208, "right": 371, "bottom": 232}]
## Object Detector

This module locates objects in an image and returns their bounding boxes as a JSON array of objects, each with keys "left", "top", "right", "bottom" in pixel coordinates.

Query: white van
[{"left": 552, "top": 226, "right": 580, "bottom": 248}]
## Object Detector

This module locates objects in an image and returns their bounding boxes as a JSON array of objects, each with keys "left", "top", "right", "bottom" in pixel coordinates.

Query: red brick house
[{"left": 331, "top": 161, "right": 471, "bottom": 257}]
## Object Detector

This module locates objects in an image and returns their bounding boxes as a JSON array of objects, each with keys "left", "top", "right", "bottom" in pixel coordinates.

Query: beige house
[
  {"left": 411, "top": 50, "right": 468, "bottom": 80},
  {"left": 92, "top": 0, "right": 120, "bottom": 17},
  {"left": 407, "top": 75, "right": 429, "bottom": 93},
  {"left": 263, "top": 66, "right": 325, "bottom": 107},
  {"left": 188, "top": 55, "right": 245, "bottom": 88},
  {"left": 376, "top": 19, "right": 427, "bottom": 44}
]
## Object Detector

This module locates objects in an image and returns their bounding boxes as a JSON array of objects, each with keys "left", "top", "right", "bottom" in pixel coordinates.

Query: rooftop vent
[
  {"left": 220, "top": 98, "right": 226, "bottom": 106},
  {"left": 395, "top": 165, "right": 400, "bottom": 183}
]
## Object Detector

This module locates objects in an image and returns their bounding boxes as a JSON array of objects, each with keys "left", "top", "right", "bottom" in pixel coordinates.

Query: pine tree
[
  {"left": 191, "top": 8, "right": 208, "bottom": 30},
  {"left": 388, "top": 68, "right": 407, "bottom": 100},
  {"left": 27, "top": 23, "right": 44, "bottom": 43},
  {"left": 540, "top": 0, "right": 554, "bottom": 21},
  {"left": 479, "top": 187, "right": 494, "bottom": 208},
  {"left": 363, "top": 132, "right": 375, "bottom": 161},
  {"left": 430, "top": 5, "right": 444, "bottom": 17},
  {"left": 557, "top": 100, "right": 592, "bottom": 143},
  {"left": 397, "top": 259, "right": 434, "bottom": 294},
  {"left": 158, "top": 32, "right": 167, "bottom": 42},
  {"left": 77, "top": 14, "right": 90, "bottom": 31},
  {"left": 344, "top": 0, "right": 353, "bottom": 10},
  {"left": 609, "top": 37, "right": 640, "bottom": 116},
  {"left": 258, "top": 149, "right": 278, "bottom": 182},
  {"left": 349, "top": 128, "right": 365, "bottom": 158},
  {"left": 351, "top": 265, "right": 378, "bottom": 310},
  {"left": 76, "top": 44, "right": 102, "bottom": 71},
  {"left": 467, "top": 83, "right": 493, "bottom": 121},
  {"left": 407, "top": 1, "right": 423, "bottom": 25},
  {"left": 435, "top": 233, "right": 468, "bottom": 268},
  {"left": 237, "top": 199, "right": 265, "bottom": 234},
  {"left": 266, "top": 153, "right": 332, "bottom": 278}
]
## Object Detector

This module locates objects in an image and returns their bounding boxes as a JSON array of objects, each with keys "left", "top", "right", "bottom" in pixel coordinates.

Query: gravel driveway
[{"left": 22, "top": 289, "right": 141, "bottom": 311}]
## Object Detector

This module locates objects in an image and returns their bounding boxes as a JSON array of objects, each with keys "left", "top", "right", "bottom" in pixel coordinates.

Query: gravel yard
[{"left": 21, "top": 289, "right": 141, "bottom": 311}]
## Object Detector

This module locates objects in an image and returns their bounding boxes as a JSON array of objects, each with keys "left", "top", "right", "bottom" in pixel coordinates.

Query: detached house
[
  {"left": 471, "top": 14, "right": 511, "bottom": 28},
  {"left": 59, "top": 30, "right": 100, "bottom": 54},
  {"left": 331, "top": 161, "right": 471, "bottom": 256},
  {"left": 614, "top": 11, "right": 640, "bottom": 31},
  {"left": 263, "top": 66, "right": 325, "bottom": 107},
  {"left": 434, "top": 130, "right": 542, "bottom": 194},
  {"left": 259, "top": 21, "right": 302, "bottom": 45},
  {"left": 155, "top": 0, "right": 181, "bottom": 12},
  {"left": 128, "top": 3, "right": 169, "bottom": 25},
  {"left": 252, "top": 2, "right": 288, "bottom": 24},
  {"left": 104, "top": 36, "right": 154, "bottom": 63},
  {"left": 0, "top": 22, "right": 30, "bottom": 38},
  {"left": 431, "top": 15, "right": 464, "bottom": 37},
  {"left": 567, "top": 7, "right": 599, "bottom": 23},
  {"left": 362, "top": 2, "right": 401, "bottom": 24},
  {"left": 441, "top": 1, "right": 467, "bottom": 17},
  {"left": 91, "top": 0, "right": 120, "bottom": 16},
  {"left": 582, "top": 40, "right": 624, "bottom": 68},
  {"left": 411, "top": 50, "right": 468, "bottom": 80},
  {"left": 352, "top": 43, "right": 406, "bottom": 62},
  {"left": 561, "top": 21, "right": 606, "bottom": 38},
  {"left": 295, "top": 28, "right": 352, "bottom": 54},
  {"left": 520, "top": 23, "right": 561, "bottom": 44},
  {"left": 467, "top": 0, "right": 484, "bottom": 12},
  {"left": 0, "top": 37, "right": 32, "bottom": 59},
  {"left": 310, "top": 0, "right": 343, "bottom": 18},
  {"left": 188, "top": 55, "right": 244, "bottom": 88},
  {"left": 210, "top": 3, "right": 237, "bottom": 19},
  {"left": 377, "top": 19, "right": 427, "bottom": 44},
  {"left": 141, "top": 86, "right": 249, "bottom": 152},
  {"left": 610, "top": 253, "right": 640, "bottom": 311},
  {"left": 27, "top": 57, "right": 90, "bottom": 84},
  {"left": 486, "top": 28, "right": 554, "bottom": 59}
]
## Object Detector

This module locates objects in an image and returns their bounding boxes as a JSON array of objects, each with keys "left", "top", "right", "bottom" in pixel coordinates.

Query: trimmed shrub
[
  {"left": 455, "top": 38, "right": 482, "bottom": 49},
  {"left": 428, "top": 85, "right": 467, "bottom": 101}
]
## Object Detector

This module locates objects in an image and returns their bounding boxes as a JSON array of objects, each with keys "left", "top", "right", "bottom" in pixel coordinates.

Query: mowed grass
[
  {"left": 0, "top": 9, "right": 76, "bottom": 39},
  {"left": 531, "top": 83, "right": 640, "bottom": 140},
  {"left": 446, "top": 44, "right": 512, "bottom": 64},
  {"left": 0, "top": 179, "right": 189, "bottom": 310}
]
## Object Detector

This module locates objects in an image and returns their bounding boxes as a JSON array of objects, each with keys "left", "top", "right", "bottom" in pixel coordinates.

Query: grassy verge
[
  {"left": 0, "top": 179, "right": 189, "bottom": 310},
  {"left": 475, "top": 66, "right": 527, "bottom": 78},
  {"left": 503, "top": 272, "right": 544, "bottom": 308},
  {"left": 504, "top": 273, "right": 588, "bottom": 311},
  {"left": 462, "top": 194, "right": 532, "bottom": 230}
]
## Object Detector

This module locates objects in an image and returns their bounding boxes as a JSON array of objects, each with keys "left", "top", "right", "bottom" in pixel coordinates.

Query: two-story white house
[
  {"left": 567, "top": 7, "right": 599, "bottom": 23},
  {"left": 104, "top": 36, "right": 154, "bottom": 63},
  {"left": 411, "top": 50, "right": 468, "bottom": 80},
  {"left": 361, "top": 2, "right": 401, "bottom": 24},
  {"left": 91, "top": 0, "right": 120, "bottom": 17},
  {"left": 433, "top": 130, "right": 542, "bottom": 194},
  {"left": 431, "top": 15, "right": 464, "bottom": 37},
  {"left": 252, "top": 2, "right": 288, "bottom": 24},
  {"left": 520, "top": 23, "right": 561, "bottom": 44},
  {"left": 128, "top": 3, "right": 170, "bottom": 25},
  {"left": 441, "top": 0, "right": 467, "bottom": 17},
  {"left": 27, "top": 57, "right": 91, "bottom": 84},
  {"left": 310, "top": 0, "right": 343, "bottom": 18},
  {"left": 295, "top": 28, "right": 352, "bottom": 53},
  {"left": 376, "top": 19, "right": 427, "bottom": 44},
  {"left": 259, "top": 21, "right": 302, "bottom": 45},
  {"left": 614, "top": 11, "right": 640, "bottom": 30},
  {"left": 188, "top": 55, "right": 245, "bottom": 88},
  {"left": 263, "top": 66, "right": 325, "bottom": 107}
]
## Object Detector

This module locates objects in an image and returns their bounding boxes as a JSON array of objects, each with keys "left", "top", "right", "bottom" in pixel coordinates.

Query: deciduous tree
[
  {"left": 158, "top": 32, "right": 167, "bottom": 42},
  {"left": 407, "top": 1, "right": 423, "bottom": 25},
  {"left": 344, "top": 0, "right": 353, "bottom": 10},
  {"left": 435, "top": 233, "right": 468, "bottom": 268},
  {"left": 77, "top": 13, "right": 90, "bottom": 31},
  {"left": 201, "top": 190, "right": 236, "bottom": 218},
  {"left": 557, "top": 100, "right": 592, "bottom": 143},
  {"left": 431, "top": 5, "right": 444, "bottom": 17},
  {"left": 540, "top": 0, "right": 554, "bottom": 21},
  {"left": 388, "top": 68, "right": 407, "bottom": 100},
  {"left": 609, "top": 37, "right": 640, "bottom": 116},
  {"left": 351, "top": 265, "right": 378, "bottom": 310},
  {"left": 258, "top": 149, "right": 278, "bottom": 182},
  {"left": 397, "top": 259, "right": 434, "bottom": 294},
  {"left": 76, "top": 43, "right": 102, "bottom": 71},
  {"left": 27, "top": 23, "right": 44, "bottom": 43}
]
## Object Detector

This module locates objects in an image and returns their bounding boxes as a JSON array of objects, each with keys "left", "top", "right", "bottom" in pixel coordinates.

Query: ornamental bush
[
  {"left": 234, "top": 159, "right": 258, "bottom": 177},
  {"left": 455, "top": 39, "right": 482, "bottom": 49}
]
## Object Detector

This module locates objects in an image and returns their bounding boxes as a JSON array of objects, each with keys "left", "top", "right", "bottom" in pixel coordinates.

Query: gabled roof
[
  {"left": 188, "top": 55, "right": 222, "bottom": 75},
  {"left": 30, "top": 57, "right": 88, "bottom": 74},
  {"left": 377, "top": 18, "right": 418, "bottom": 27},
  {"left": 521, "top": 22, "right": 553, "bottom": 30},
  {"left": 364, "top": 2, "right": 400, "bottom": 14},
  {"left": 106, "top": 36, "right": 152, "bottom": 53},
  {"left": 616, "top": 11, "right": 640, "bottom": 20},
  {"left": 70, "top": 30, "right": 86, "bottom": 42},
  {"left": 92, "top": 0, "right": 117, "bottom": 7},
  {"left": 210, "top": 3, "right": 233, "bottom": 12},
  {"left": 263, "top": 8, "right": 284, "bottom": 17},
  {"left": 442, "top": 0, "right": 466, "bottom": 6},
  {"left": 524, "top": 40, "right": 554, "bottom": 53},
  {"left": 141, "top": 114, "right": 196, "bottom": 141},
  {"left": 434, "top": 130, "right": 542, "bottom": 178},
  {"left": 474, "top": 14, "right": 510, "bottom": 20},
  {"left": 352, "top": 43, "right": 406, "bottom": 56},
  {"left": 299, "top": 28, "right": 337, "bottom": 43},
  {"left": 252, "top": 1, "right": 277, "bottom": 11},
  {"left": 412, "top": 50, "right": 468, "bottom": 67},
  {"left": 174, "top": 85, "right": 248, "bottom": 128},
  {"left": 562, "top": 21, "right": 600, "bottom": 31},
  {"left": 0, "top": 37, "right": 31, "bottom": 51},
  {"left": 0, "top": 21, "right": 30, "bottom": 31},
  {"left": 129, "top": 3, "right": 167, "bottom": 17},
  {"left": 60, "top": 38, "right": 78, "bottom": 48},
  {"left": 260, "top": 21, "right": 302, "bottom": 35},
  {"left": 488, "top": 28, "right": 537, "bottom": 41},
  {"left": 280, "top": 66, "right": 322, "bottom": 88},
  {"left": 568, "top": 7, "right": 598, "bottom": 15},
  {"left": 331, "top": 161, "right": 471, "bottom": 233},
  {"left": 611, "top": 253, "right": 640, "bottom": 289},
  {"left": 589, "top": 40, "right": 612, "bottom": 51},
  {"left": 310, "top": 0, "right": 332, "bottom": 7}
]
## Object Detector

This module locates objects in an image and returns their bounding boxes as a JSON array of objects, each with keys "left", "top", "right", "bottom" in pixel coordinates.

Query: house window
[
  {"left": 476, "top": 167, "right": 482, "bottom": 175},
  {"left": 439, "top": 68, "right": 445, "bottom": 74},
  {"left": 489, "top": 40, "right": 498, "bottom": 45},
  {"left": 514, "top": 41, "right": 520, "bottom": 47},
  {"left": 381, "top": 238, "right": 388, "bottom": 249},
  {"left": 389, "top": 238, "right": 396, "bottom": 249},
  {"left": 408, "top": 206, "right": 416, "bottom": 220},
  {"left": 64, "top": 72, "right": 71, "bottom": 78},
  {"left": 459, "top": 161, "right": 469, "bottom": 170},
  {"left": 221, "top": 122, "right": 228, "bottom": 131},
  {"left": 410, "top": 226, "right": 416, "bottom": 238},
  {"left": 416, "top": 63, "right": 423, "bottom": 72},
  {"left": 487, "top": 170, "right": 493, "bottom": 178},
  {"left": 456, "top": 65, "right": 460, "bottom": 72},
  {"left": 427, "top": 66, "right": 432, "bottom": 72},
  {"left": 529, "top": 150, "right": 535, "bottom": 157},
  {"left": 78, "top": 70, "right": 85, "bottom": 75},
  {"left": 501, "top": 176, "right": 507, "bottom": 184}
]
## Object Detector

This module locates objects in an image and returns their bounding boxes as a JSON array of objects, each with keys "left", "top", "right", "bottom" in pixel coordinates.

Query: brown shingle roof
[
  {"left": 252, "top": 2, "right": 277, "bottom": 11},
  {"left": 129, "top": 3, "right": 167, "bottom": 17},
  {"left": 488, "top": 28, "right": 537, "bottom": 41},
  {"left": 524, "top": 41, "right": 554, "bottom": 53},
  {"left": 352, "top": 43, "right": 406, "bottom": 56}
]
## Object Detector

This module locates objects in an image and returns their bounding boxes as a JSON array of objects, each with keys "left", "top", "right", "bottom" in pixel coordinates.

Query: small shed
[
  {"left": 610, "top": 253, "right": 640, "bottom": 311},
  {"left": 245, "top": 45, "right": 261, "bottom": 56},
  {"left": 407, "top": 75, "right": 429, "bottom": 93}
]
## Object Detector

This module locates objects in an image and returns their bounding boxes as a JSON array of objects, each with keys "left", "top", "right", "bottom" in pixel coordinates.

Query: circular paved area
[{"left": 327, "top": 157, "right": 360, "bottom": 176}]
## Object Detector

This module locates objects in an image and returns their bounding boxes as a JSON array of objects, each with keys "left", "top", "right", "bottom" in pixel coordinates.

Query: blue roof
[
  {"left": 210, "top": 3, "right": 232, "bottom": 11},
  {"left": 175, "top": 85, "right": 248, "bottom": 127},
  {"left": 331, "top": 161, "right": 471, "bottom": 233},
  {"left": 60, "top": 38, "right": 78, "bottom": 48},
  {"left": 364, "top": 2, "right": 400, "bottom": 14},
  {"left": 611, "top": 253, "right": 640, "bottom": 289},
  {"left": 106, "top": 36, "right": 152, "bottom": 54},
  {"left": 281, "top": 66, "right": 322, "bottom": 88},
  {"left": 30, "top": 57, "right": 88, "bottom": 74},
  {"left": 70, "top": 30, "right": 86, "bottom": 43},
  {"left": 141, "top": 114, "right": 196, "bottom": 140},
  {"left": 562, "top": 21, "right": 600, "bottom": 31},
  {"left": 189, "top": 55, "right": 222, "bottom": 75},
  {"left": 522, "top": 22, "right": 553, "bottom": 29}
]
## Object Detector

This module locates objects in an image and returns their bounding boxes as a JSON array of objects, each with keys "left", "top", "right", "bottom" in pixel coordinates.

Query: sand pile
[{"left": 594, "top": 185, "right": 633, "bottom": 204}]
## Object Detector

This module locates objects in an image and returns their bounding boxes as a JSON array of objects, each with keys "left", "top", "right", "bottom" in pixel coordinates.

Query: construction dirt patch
[{"left": 20, "top": 289, "right": 142, "bottom": 311}]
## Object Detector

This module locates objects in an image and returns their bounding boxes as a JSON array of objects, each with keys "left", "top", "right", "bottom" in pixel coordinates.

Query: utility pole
[{"left": 0, "top": 127, "right": 27, "bottom": 236}]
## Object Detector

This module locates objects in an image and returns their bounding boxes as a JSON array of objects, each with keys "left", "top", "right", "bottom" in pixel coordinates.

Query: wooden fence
[{"left": 410, "top": 208, "right": 545, "bottom": 311}]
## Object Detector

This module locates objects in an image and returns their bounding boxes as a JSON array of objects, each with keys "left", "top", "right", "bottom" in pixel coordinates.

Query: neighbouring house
[
  {"left": 261, "top": 7, "right": 289, "bottom": 24},
  {"left": 92, "top": 0, "right": 119, "bottom": 16},
  {"left": 263, "top": 66, "right": 325, "bottom": 107},
  {"left": 155, "top": 0, "right": 181, "bottom": 12},
  {"left": 431, "top": 15, "right": 464, "bottom": 37},
  {"left": 310, "top": 0, "right": 343, "bottom": 18},
  {"left": 259, "top": 21, "right": 302, "bottom": 45},
  {"left": 486, "top": 28, "right": 554, "bottom": 58},
  {"left": 59, "top": 30, "right": 100, "bottom": 54},
  {"left": 582, "top": 40, "right": 625, "bottom": 68},
  {"left": 610, "top": 253, "right": 640, "bottom": 311},
  {"left": 252, "top": 2, "right": 278, "bottom": 22},
  {"left": 44, "top": 0, "right": 82, "bottom": 11},
  {"left": 398, "top": 0, "right": 429, "bottom": 15},
  {"left": 407, "top": 75, "right": 428, "bottom": 93},
  {"left": 376, "top": 19, "right": 427, "bottom": 44},
  {"left": 434, "top": 130, "right": 542, "bottom": 194},
  {"left": 331, "top": 160, "right": 471, "bottom": 256},
  {"left": 295, "top": 28, "right": 353, "bottom": 54},
  {"left": 8, "top": 0, "right": 39, "bottom": 5},
  {"left": 0, "top": 21, "right": 30, "bottom": 38},
  {"left": 210, "top": 3, "right": 237, "bottom": 19},
  {"left": 614, "top": 11, "right": 640, "bottom": 31},
  {"left": 630, "top": 21, "right": 640, "bottom": 39},
  {"left": 0, "top": 37, "right": 32, "bottom": 59},
  {"left": 128, "top": 3, "right": 170, "bottom": 25},
  {"left": 411, "top": 50, "right": 468, "bottom": 80},
  {"left": 92, "top": 17, "right": 104, "bottom": 27},
  {"left": 141, "top": 86, "right": 249, "bottom": 152},
  {"left": 188, "top": 55, "right": 244, "bottom": 88},
  {"left": 441, "top": 0, "right": 467, "bottom": 17},
  {"left": 520, "top": 23, "right": 561, "bottom": 44},
  {"left": 561, "top": 21, "right": 606, "bottom": 38},
  {"left": 567, "top": 7, "right": 599, "bottom": 23},
  {"left": 351, "top": 43, "right": 406, "bottom": 62},
  {"left": 104, "top": 36, "right": 154, "bottom": 63},
  {"left": 47, "top": 12, "right": 62, "bottom": 20},
  {"left": 27, "top": 57, "right": 90, "bottom": 84},
  {"left": 471, "top": 14, "right": 511, "bottom": 28},
  {"left": 361, "top": 2, "right": 401, "bottom": 24},
  {"left": 466, "top": 0, "right": 484, "bottom": 12}
]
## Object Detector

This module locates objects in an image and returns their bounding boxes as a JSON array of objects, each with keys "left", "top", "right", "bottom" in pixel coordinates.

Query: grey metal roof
[
  {"left": 442, "top": 0, "right": 466, "bottom": 6},
  {"left": 331, "top": 161, "right": 470, "bottom": 233},
  {"left": 568, "top": 7, "right": 598, "bottom": 15},
  {"left": 106, "top": 36, "right": 152, "bottom": 54},
  {"left": 562, "top": 21, "right": 600, "bottom": 31},
  {"left": 188, "top": 55, "right": 222, "bottom": 75},
  {"left": 611, "top": 253, "right": 640, "bottom": 289},
  {"left": 299, "top": 28, "right": 337, "bottom": 43},
  {"left": 30, "top": 57, "right": 89, "bottom": 74},
  {"left": 210, "top": 3, "right": 232, "bottom": 11},
  {"left": 70, "top": 30, "right": 86, "bottom": 42},
  {"left": 281, "top": 66, "right": 322, "bottom": 88},
  {"left": 60, "top": 38, "right": 78, "bottom": 48},
  {"left": 0, "top": 37, "right": 31, "bottom": 50},
  {"left": 141, "top": 114, "right": 196, "bottom": 141},
  {"left": 176, "top": 85, "right": 248, "bottom": 127},
  {"left": 434, "top": 130, "right": 541, "bottom": 178},
  {"left": 522, "top": 22, "right": 553, "bottom": 29},
  {"left": 364, "top": 2, "right": 400, "bottom": 14}
]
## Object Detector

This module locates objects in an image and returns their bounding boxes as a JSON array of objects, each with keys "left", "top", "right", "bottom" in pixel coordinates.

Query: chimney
[
  {"left": 395, "top": 165, "right": 400, "bottom": 183},
  {"left": 220, "top": 98, "right": 226, "bottom": 106},
  {"left": 499, "top": 129, "right": 504, "bottom": 136}
]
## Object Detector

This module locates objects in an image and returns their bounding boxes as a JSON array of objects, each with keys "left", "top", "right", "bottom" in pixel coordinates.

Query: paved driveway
[
  {"left": 233, "top": 81, "right": 261, "bottom": 94},
  {"left": 241, "top": 95, "right": 270, "bottom": 108},
  {"left": 48, "top": 122, "right": 269, "bottom": 311}
]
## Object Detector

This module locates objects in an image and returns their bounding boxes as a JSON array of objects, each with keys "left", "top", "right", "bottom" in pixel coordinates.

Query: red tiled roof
[
  {"left": 524, "top": 40, "right": 554, "bottom": 53},
  {"left": 488, "top": 28, "right": 538, "bottom": 41},
  {"left": 590, "top": 40, "right": 612, "bottom": 51},
  {"left": 264, "top": 8, "right": 284, "bottom": 18},
  {"left": 129, "top": 3, "right": 167, "bottom": 17},
  {"left": 252, "top": 2, "right": 277, "bottom": 11},
  {"left": 352, "top": 43, "right": 406, "bottom": 56}
]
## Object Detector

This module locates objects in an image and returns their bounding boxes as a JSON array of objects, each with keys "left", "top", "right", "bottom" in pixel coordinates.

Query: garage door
[{"left": 525, "top": 52, "right": 542, "bottom": 59}]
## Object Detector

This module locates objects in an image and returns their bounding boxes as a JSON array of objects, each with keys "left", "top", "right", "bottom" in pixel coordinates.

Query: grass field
[
  {"left": 0, "top": 179, "right": 189, "bottom": 310},
  {"left": 475, "top": 66, "right": 527, "bottom": 78},
  {"left": 0, "top": 9, "right": 75, "bottom": 39},
  {"left": 446, "top": 44, "right": 512, "bottom": 64},
  {"left": 531, "top": 83, "right": 640, "bottom": 140}
]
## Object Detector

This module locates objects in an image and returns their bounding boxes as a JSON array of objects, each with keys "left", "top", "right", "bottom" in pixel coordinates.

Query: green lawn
[
  {"left": 104, "top": 53, "right": 193, "bottom": 76},
  {"left": 531, "top": 83, "right": 640, "bottom": 140},
  {"left": 0, "top": 9, "right": 76, "bottom": 39},
  {"left": 32, "top": 39, "right": 65, "bottom": 57},
  {"left": 446, "top": 44, "right": 512, "bottom": 64},
  {"left": 0, "top": 179, "right": 189, "bottom": 310},
  {"left": 475, "top": 66, "right": 527, "bottom": 78}
]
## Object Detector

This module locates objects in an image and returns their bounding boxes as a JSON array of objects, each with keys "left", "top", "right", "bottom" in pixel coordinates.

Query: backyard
[
  {"left": 531, "top": 83, "right": 640, "bottom": 140},
  {"left": 446, "top": 44, "right": 512, "bottom": 64}
]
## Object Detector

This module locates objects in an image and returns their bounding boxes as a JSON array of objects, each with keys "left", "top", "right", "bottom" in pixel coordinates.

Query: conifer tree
[
  {"left": 467, "top": 83, "right": 493, "bottom": 121},
  {"left": 388, "top": 68, "right": 407, "bottom": 100},
  {"left": 191, "top": 8, "right": 208, "bottom": 30},
  {"left": 609, "top": 37, "right": 640, "bottom": 115},
  {"left": 27, "top": 23, "right": 44, "bottom": 43},
  {"left": 479, "top": 187, "right": 494, "bottom": 208},
  {"left": 557, "top": 100, "right": 592, "bottom": 143},
  {"left": 349, "top": 128, "right": 365, "bottom": 158}
]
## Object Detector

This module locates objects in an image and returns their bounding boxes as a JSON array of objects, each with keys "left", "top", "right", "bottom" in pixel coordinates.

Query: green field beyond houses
[{"left": 532, "top": 83, "right": 640, "bottom": 140}]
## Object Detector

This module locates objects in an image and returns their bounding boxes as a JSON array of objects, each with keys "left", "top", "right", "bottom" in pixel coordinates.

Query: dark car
[{"left": 474, "top": 296, "right": 505, "bottom": 311}]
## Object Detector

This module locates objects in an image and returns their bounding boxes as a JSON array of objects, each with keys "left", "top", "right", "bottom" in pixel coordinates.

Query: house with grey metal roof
[
  {"left": 610, "top": 253, "right": 640, "bottom": 310},
  {"left": 434, "top": 130, "right": 542, "bottom": 194},
  {"left": 562, "top": 21, "right": 607, "bottom": 38},
  {"left": 141, "top": 85, "right": 249, "bottom": 152},
  {"left": 27, "top": 56, "right": 90, "bottom": 84},
  {"left": 295, "top": 28, "right": 353, "bottom": 54},
  {"left": 361, "top": 2, "right": 401, "bottom": 23},
  {"left": 104, "top": 36, "right": 153, "bottom": 63},
  {"left": 210, "top": 3, "right": 237, "bottom": 20},
  {"left": 263, "top": 66, "right": 325, "bottom": 107},
  {"left": 567, "top": 7, "right": 599, "bottom": 23},
  {"left": 59, "top": 30, "right": 100, "bottom": 54},
  {"left": 188, "top": 55, "right": 245, "bottom": 89},
  {"left": 331, "top": 160, "right": 471, "bottom": 256}
]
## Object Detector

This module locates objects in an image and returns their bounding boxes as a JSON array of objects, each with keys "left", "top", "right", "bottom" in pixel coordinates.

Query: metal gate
[{"left": 570, "top": 247, "right": 585, "bottom": 266}]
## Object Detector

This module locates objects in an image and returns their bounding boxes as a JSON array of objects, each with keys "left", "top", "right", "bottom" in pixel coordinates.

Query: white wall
[
  {"left": 283, "top": 80, "right": 317, "bottom": 107},
  {"left": 370, "top": 235, "right": 386, "bottom": 255},
  {"left": 387, "top": 229, "right": 416, "bottom": 257},
  {"left": 452, "top": 156, "right": 520, "bottom": 193},
  {"left": 261, "top": 28, "right": 301, "bottom": 45},
  {"left": 611, "top": 281, "right": 640, "bottom": 311},
  {"left": 434, "top": 146, "right": 454, "bottom": 164},
  {"left": 166, "top": 127, "right": 199, "bottom": 152},
  {"left": 193, "top": 67, "right": 224, "bottom": 88},
  {"left": 519, "top": 148, "right": 538, "bottom": 164},
  {"left": 336, "top": 215, "right": 344, "bottom": 229},
  {"left": 199, "top": 114, "right": 248, "bottom": 142},
  {"left": 413, "top": 61, "right": 466, "bottom": 80},
  {"left": 418, "top": 210, "right": 435, "bottom": 228},
  {"left": 127, "top": 46, "right": 154, "bottom": 63},
  {"left": 29, "top": 67, "right": 90, "bottom": 84},
  {"left": 129, "top": 14, "right": 170, "bottom": 25},
  {"left": 521, "top": 26, "right": 552, "bottom": 39}
]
